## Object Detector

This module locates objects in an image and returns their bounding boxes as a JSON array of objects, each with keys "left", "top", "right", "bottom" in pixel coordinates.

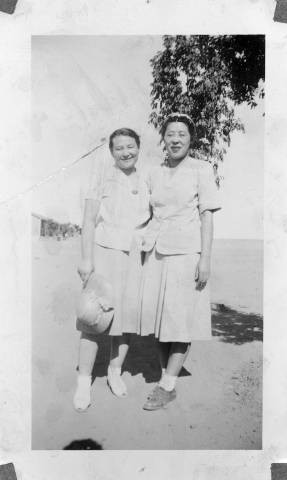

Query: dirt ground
[{"left": 32, "top": 237, "right": 263, "bottom": 450}]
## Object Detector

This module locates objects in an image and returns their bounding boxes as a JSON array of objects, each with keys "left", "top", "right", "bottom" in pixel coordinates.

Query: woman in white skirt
[
  {"left": 73, "top": 128, "right": 150, "bottom": 411},
  {"left": 139, "top": 113, "right": 221, "bottom": 410}
]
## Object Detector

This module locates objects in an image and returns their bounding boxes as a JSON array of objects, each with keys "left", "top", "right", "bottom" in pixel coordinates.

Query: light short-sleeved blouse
[
  {"left": 142, "top": 156, "right": 221, "bottom": 255},
  {"left": 85, "top": 160, "right": 151, "bottom": 252}
]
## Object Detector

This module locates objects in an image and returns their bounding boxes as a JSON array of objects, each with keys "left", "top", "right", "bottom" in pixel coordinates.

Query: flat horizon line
[{"left": 214, "top": 237, "right": 263, "bottom": 241}]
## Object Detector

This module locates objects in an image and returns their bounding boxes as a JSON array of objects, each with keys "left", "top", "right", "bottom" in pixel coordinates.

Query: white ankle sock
[
  {"left": 73, "top": 374, "right": 92, "bottom": 411},
  {"left": 107, "top": 365, "right": 127, "bottom": 397},
  {"left": 159, "top": 373, "right": 177, "bottom": 392}
]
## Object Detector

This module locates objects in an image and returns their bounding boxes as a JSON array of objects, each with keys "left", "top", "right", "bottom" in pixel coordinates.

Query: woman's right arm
[{"left": 78, "top": 198, "right": 100, "bottom": 285}]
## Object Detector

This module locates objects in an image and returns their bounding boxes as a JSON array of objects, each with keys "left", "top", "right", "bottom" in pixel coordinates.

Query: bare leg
[
  {"left": 158, "top": 342, "right": 191, "bottom": 392},
  {"left": 143, "top": 342, "right": 190, "bottom": 410},
  {"left": 158, "top": 341, "right": 171, "bottom": 370},
  {"left": 73, "top": 332, "right": 99, "bottom": 411},
  {"left": 109, "top": 334, "right": 131, "bottom": 367},
  {"left": 166, "top": 342, "right": 191, "bottom": 377},
  {"left": 78, "top": 332, "right": 99, "bottom": 375},
  {"left": 108, "top": 334, "right": 131, "bottom": 397}
]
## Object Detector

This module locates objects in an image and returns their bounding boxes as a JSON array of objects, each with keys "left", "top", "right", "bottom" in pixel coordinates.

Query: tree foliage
[{"left": 150, "top": 35, "right": 265, "bottom": 165}]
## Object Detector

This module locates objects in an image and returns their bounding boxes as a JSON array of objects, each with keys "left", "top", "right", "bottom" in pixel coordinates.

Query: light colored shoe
[
  {"left": 73, "top": 375, "right": 92, "bottom": 412},
  {"left": 107, "top": 366, "right": 127, "bottom": 398}
]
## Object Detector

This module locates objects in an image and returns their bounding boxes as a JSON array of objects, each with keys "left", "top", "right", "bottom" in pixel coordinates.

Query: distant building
[
  {"left": 32, "top": 213, "right": 81, "bottom": 239},
  {"left": 32, "top": 212, "right": 51, "bottom": 238}
]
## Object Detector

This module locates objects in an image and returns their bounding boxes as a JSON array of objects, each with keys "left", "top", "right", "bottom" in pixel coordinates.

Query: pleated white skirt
[{"left": 137, "top": 248, "right": 212, "bottom": 342}]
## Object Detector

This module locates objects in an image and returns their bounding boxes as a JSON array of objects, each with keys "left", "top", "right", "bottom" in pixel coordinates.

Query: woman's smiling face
[
  {"left": 111, "top": 135, "right": 139, "bottom": 171},
  {"left": 164, "top": 121, "right": 191, "bottom": 163}
]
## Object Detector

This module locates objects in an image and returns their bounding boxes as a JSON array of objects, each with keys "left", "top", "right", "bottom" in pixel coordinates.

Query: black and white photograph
[
  {"left": 2, "top": 0, "right": 287, "bottom": 478},
  {"left": 31, "top": 34, "right": 264, "bottom": 450}
]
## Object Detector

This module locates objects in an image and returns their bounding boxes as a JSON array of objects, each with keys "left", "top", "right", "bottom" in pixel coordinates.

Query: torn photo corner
[
  {"left": 274, "top": 0, "right": 287, "bottom": 23},
  {"left": 0, "top": 463, "right": 17, "bottom": 480},
  {"left": 0, "top": 0, "right": 18, "bottom": 14}
]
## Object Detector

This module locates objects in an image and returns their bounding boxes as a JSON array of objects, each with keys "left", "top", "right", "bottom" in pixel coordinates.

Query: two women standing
[{"left": 74, "top": 114, "right": 221, "bottom": 412}]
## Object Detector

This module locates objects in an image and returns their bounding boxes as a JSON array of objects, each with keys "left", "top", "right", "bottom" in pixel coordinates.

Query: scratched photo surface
[{"left": 31, "top": 34, "right": 264, "bottom": 450}]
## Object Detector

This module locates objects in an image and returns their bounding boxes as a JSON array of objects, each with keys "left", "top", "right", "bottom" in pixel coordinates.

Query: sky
[{"left": 32, "top": 35, "right": 264, "bottom": 239}]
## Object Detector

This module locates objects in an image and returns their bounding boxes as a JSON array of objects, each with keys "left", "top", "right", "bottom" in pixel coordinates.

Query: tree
[{"left": 150, "top": 35, "right": 265, "bottom": 168}]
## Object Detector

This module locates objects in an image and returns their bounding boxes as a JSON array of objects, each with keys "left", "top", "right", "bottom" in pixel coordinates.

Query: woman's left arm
[
  {"left": 196, "top": 159, "right": 221, "bottom": 288},
  {"left": 196, "top": 210, "right": 214, "bottom": 288}
]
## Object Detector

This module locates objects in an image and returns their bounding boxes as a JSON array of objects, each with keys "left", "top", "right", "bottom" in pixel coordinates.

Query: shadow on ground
[
  {"left": 90, "top": 303, "right": 263, "bottom": 382},
  {"left": 211, "top": 303, "right": 263, "bottom": 345},
  {"left": 91, "top": 334, "right": 191, "bottom": 384}
]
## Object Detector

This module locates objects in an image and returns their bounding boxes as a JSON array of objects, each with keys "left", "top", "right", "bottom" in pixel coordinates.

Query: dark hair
[
  {"left": 161, "top": 113, "right": 196, "bottom": 141},
  {"left": 109, "top": 128, "right": 140, "bottom": 151}
]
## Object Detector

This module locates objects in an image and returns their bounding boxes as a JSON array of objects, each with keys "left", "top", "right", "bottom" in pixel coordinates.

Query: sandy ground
[{"left": 32, "top": 237, "right": 263, "bottom": 450}]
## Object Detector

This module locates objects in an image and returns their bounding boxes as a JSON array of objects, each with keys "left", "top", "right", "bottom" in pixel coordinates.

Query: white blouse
[
  {"left": 142, "top": 156, "right": 221, "bottom": 255},
  {"left": 85, "top": 160, "right": 151, "bottom": 251}
]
